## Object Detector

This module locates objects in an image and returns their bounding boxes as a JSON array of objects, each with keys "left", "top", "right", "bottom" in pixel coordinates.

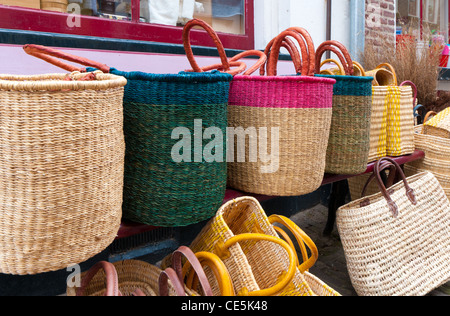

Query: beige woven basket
[
  {"left": 367, "top": 87, "right": 389, "bottom": 162},
  {"left": 337, "top": 158, "right": 450, "bottom": 296},
  {"left": 0, "top": 71, "right": 127, "bottom": 275},
  {"left": 423, "top": 108, "right": 450, "bottom": 138}
]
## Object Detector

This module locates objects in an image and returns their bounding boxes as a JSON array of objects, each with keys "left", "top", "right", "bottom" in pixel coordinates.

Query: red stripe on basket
[{"left": 229, "top": 76, "right": 335, "bottom": 109}]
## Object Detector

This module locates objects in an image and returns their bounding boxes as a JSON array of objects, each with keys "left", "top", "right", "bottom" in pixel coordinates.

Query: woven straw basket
[
  {"left": 25, "top": 20, "right": 233, "bottom": 228},
  {"left": 315, "top": 41, "right": 373, "bottom": 175},
  {"left": 227, "top": 28, "right": 335, "bottom": 196},
  {"left": 404, "top": 124, "right": 450, "bottom": 200},
  {"left": 178, "top": 196, "right": 340, "bottom": 296},
  {"left": 423, "top": 107, "right": 450, "bottom": 138},
  {"left": 0, "top": 71, "right": 126, "bottom": 275},
  {"left": 337, "top": 158, "right": 450, "bottom": 296},
  {"left": 68, "top": 246, "right": 224, "bottom": 296}
]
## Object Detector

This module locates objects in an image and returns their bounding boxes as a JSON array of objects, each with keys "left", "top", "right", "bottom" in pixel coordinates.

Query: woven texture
[
  {"left": 337, "top": 171, "right": 450, "bottom": 296},
  {"left": 0, "top": 72, "right": 126, "bottom": 275},
  {"left": 404, "top": 125, "right": 450, "bottom": 200},
  {"left": 185, "top": 197, "right": 340, "bottom": 296},
  {"left": 367, "top": 87, "right": 389, "bottom": 162},
  {"left": 67, "top": 260, "right": 172, "bottom": 296},
  {"left": 109, "top": 69, "right": 232, "bottom": 227},
  {"left": 386, "top": 86, "right": 415, "bottom": 156},
  {"left": 227, "top": 76, "right": 335, "bottom": 196},
  {"left": 317, "top": 75, "right": 373, "bottom": 174},
  {"left": 423, "top": 107, "right": 450, "bottom": 138}
]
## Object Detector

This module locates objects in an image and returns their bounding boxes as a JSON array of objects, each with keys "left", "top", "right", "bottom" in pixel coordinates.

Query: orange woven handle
[
  {"left": 23, "top": 44, "right": 110, "bottom": 73},
  {"left": 315, "top": 40, "right": 354, "bottom": 76},
  {"left": 183, "top": 19, "right": 231, "bottom": 74},
  {"left": 266, "top": 27, "right": 315, "bottom": 77},
  {"left": 196, "top": 50, "right": 266, "bottom": 76},
  {"left": 260, "top": 36, "right": 302, "bottom": 76}
]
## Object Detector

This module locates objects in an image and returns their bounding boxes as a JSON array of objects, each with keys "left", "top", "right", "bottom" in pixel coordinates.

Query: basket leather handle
[
  {"left": 266, "top": 27, "right": 316, "bottom": 77},
  {"left": 268, "top": 215, "right": 319, "bottom": 274},
  {"left": 215, "top": 233, "right": 297, "bottom": 297},
  {"left": 23, "top": 44, "right": 110, "bottom": 73},
  {"left": 195, "top": 50, "right": 267, "bottom": 76},
  {"left": 400, "top": 80, "right": 418, "bottom": 107},
  {"left": 260, "top": 36, "right": 302, "bottom": 76},
  {"left": 373, "top": 158, "right": 417, "bottom": 217},
  {"left": 315, "top": 40, "right": 354, "bottom": 76},
  {"left": 185, "top": 251, "right": 235, "bottom": 296},
  {"left": 423, "top": 111, "right": 437, "bottom": 123},
  {"left": 75, "top": 261, "right": 121, "bottom": 297},
  {"left": 159, "top": 267, "right": 187, "bottom": 297},
  {"left": 183, "top": 19, "right": 232, "bottom": 74},
  {"left": 376, "top": 63, "right": 398, "bottom": 85},
  {"left": 171, "top": 246, "right": 214, "bottom": 296},
  {"left": 352, "top": 60, "right": 366, "bottom": 76},
  {"left": 319, "top": 58, "right": 346, "bottom": 76},
  {"left": 360, "top": 161, "right": 401, "bottom": 199}
]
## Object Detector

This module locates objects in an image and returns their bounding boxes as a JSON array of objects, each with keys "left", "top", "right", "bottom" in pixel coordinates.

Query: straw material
[
  {"left": 0, "top": 72, "right": 126, "bottom": 275},
  {"left": 423, "top": 107, "right": 450, "bottom": 138},
  {"left": 320, "top": 76, "right": 373, "bottom": 174},
  {"left": 227, "top": 76, "right": 334, "bottom": 196},
  {"left": 337, "top": 171, "right": 450, "bottom": 296},
  {"left": 367, "top": 87, "right": 388, "bottom": 162},
  {"left": 184, "top": 197, "right": 340, "bottom": 296},
  {"left": 403, "top": 125, "right": 450, "bottom": 200},
  {"left": 386, "top": 86, "right": 415, "bottom": 157},
  {"left": 111, "top": 69, "right": 232, "bottom": 227}
]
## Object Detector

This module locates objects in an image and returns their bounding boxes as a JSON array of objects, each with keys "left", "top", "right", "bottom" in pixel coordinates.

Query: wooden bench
[{"left": 117, "top": 150, "right": 425, "bottom": 239}]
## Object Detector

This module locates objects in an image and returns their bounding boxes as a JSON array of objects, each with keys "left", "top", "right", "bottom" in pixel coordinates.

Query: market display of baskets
[{"left": 0, "top": 16, "right": 447, "bottom": 297}]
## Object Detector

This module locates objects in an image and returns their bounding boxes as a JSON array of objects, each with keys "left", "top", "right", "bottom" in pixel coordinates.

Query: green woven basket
[
  {"left": 315, "top": 41, "right": 374, "bottom": 175},
  {"left": 111, "top": 69, "right": 232, "bottom": 227}
]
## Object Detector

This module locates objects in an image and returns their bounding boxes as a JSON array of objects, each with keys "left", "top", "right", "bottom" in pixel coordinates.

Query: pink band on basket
[{"left": 229, "top": 76, "right": 335, "bottom": 109}]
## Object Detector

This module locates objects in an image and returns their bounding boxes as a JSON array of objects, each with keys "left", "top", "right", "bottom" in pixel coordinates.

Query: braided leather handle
[
  {"left": 183, "top": 19, "right": 232, "bottom": 74},
  {"left": 196, "top": 50, "right": 267, "bottom": 76},
  {"left": 315, "top": 40, "right": 354, "bottom": 76},
  {"left": 400, "top": 80, "right": 418, "bottom": 107},
  {"left": 266, "top": 27, "right": 316, "bottom": 77},
  {"left": 23, "top": 44, "right": 110, "bottom": 73}
]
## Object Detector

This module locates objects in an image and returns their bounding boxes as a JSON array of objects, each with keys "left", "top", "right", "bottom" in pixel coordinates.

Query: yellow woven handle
[
  {"left": 352, "top": 61, "right": 366, "bottom": 76},
  {"left": 320, "top": 59, "right": 345, "bottom": 76},
  {"left": 268, "top": 215, "right": 319, "bottom": 274},
  {"left": 185, "top": 252, "right": 235, "bottom": 296},
  {"left": 215, "top": 233, "right": 297, "bottom": 297},
  {"left": 376, "top": 63, "right": 398, "bottom": 85}
]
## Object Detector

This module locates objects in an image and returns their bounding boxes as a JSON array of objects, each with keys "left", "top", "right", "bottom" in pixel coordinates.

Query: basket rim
[
  {"left": 0, "top": 72, "right": 127, "bottom": 92},
  {"left": 232, "top": 74, "right": 336, "bottom": 85},
  {"left": 107, "top": 68, "right": 234, "bottom": 83}
]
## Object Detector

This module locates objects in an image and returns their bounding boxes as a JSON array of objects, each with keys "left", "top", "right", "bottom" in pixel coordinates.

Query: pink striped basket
[{"left": 227, "top": 28, "right": 336, "bottom": 196}]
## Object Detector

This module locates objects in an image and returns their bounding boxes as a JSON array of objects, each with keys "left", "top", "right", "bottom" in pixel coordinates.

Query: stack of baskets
[{"left": 404, "top": 110, "right": 450, "bottom": 200}]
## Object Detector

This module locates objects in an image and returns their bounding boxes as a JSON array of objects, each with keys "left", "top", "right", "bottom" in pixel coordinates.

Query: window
[
  {"left": 0, "top": 0, "right": 253, "bottom": 50},
  {"left": 396, "top": 0, "right": 446, "bottom": 39}
]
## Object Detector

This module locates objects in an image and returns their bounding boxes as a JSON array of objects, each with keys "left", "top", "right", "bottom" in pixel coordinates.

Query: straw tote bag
[
  {"left": 227, "top": 28, "right": 336, "bottom": 196},
  {"left": 175, "top": 196, "right": 340, "bottom": 296},
  {"left": 315, "top": 40, "right": 373, "bottom": 175},
  {"left": 405, "top": 120, "right": 450, "bottom": 200},
  {"left": 423, "top": 107, "right": 450, "bottom": 138},
  {"left": 337, "top": 157, "right": 450, "bottom": 296},
  {"left": 0, "top": 71, "right": 127, "bottom": 275},
  {"left": 386, "top": 80, "right": 416, "bottom": 157},
  {"left": 67, "top": 246, "right": 223, "bottom": 296},
  {"left": 25, "top": 19, "right": 233, "bottom": 227}
]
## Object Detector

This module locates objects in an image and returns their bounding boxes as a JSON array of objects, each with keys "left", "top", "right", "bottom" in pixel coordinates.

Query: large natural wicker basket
[
  {"left": 315, "top": 41, "right": 373, "bottom": 175},
  {"left": 227, "top": 28, "right": 335, "bottom": 196},
  {"left": 0, "top": 71, "right": 127, "bottom": 275}
]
